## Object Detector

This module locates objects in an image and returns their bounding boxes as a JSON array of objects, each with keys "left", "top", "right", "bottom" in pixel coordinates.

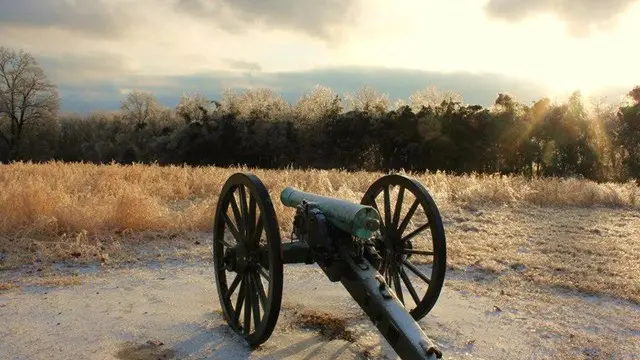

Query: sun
[{"left": 543, "top": 74, "right": 599, "bottom": 100}]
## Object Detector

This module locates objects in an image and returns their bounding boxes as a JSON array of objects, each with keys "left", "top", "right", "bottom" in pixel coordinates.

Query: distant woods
[{"left": 1, "top": 47, "right": 640, "bottom": 183}]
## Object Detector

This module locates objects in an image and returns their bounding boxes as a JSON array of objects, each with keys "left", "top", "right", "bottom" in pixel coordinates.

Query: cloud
[
  {"left": 224, "top": 59, "right": 262, "bottom": 72},
  {"left": 259, "top": 67, "right": 550, "bottom": 106},
  {"left": 46, "top": 64, "right": 557, "bottom": 113},
  {"left": 484, "top": 0, "right": 639, "bottom": 36},
  {"left": 37, "top": 53, "right": 131, "bottom": 85},
  {"left": 0, "top": 0, "right": 360, "bottom": 42},
  {"left": 174, "top": 0, "right": 361, "bottom": 41},
  {"left": 0, "top": 0, "right": 130, "bottom": 37},
  {"left": 35, "top": 49, "right": 629, "bottom": 115}
]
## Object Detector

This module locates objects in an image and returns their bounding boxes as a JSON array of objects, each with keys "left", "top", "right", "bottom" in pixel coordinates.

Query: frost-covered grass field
[
  {"left": 1, "top": 162, "right": 639, "bottom": 359},
  {"left": 0, "top": 162, "right": 638, "bottom": 303}
]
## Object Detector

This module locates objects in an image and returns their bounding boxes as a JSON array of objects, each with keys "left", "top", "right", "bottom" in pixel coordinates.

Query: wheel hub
[
  {"left": 223, "top": 247, "right": 237, "bottom": 272},
  {"left": 224, "top": 243, "right": 261, "bottom": 273},
  {"left": 381, "top": 232, "right": 412, "bottom": 261},
  {"left": 398, "top": 240, "right": 413, "bottom": 260}
]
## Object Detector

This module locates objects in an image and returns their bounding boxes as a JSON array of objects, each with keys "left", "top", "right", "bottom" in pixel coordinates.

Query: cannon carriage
[{"left": 212, "top": 172, "right": 447, "bottom": 359}]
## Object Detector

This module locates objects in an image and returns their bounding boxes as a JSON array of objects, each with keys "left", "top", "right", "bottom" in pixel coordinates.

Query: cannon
[{"left": 212, "top": 173, "right": 447, "bottom": 359}]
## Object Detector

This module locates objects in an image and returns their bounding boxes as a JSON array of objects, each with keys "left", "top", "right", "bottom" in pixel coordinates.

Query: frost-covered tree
[{"left": 0, "top": 47, "right": 59, "bottom": 160}]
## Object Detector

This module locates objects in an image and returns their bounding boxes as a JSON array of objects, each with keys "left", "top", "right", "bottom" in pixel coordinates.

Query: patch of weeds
[
  {"left": 0, "top": 281, "right": 16, "bottom": 291},
  {"left": 115, "top": 340, "right": 176, "bottom": 360},
  {"left": 0, "top": 262, "right": 17, "bottom": 271},
  {"left": 295, "top": 309, "right": 356, "bottom": 342},
  {"left": 24, "top": 275, "right": 82, "bottom": 287}
]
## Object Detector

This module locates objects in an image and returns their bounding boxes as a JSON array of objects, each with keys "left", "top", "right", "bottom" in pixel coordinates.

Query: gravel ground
[
  {"left": 1, "top": 258, "right": 638, "bottom": 360},
  {"left": 2, "top": 203, "right": 639, "bottom": 359}
]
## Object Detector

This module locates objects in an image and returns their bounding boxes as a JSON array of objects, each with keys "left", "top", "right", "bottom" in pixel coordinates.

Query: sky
[{"left": 1, "top": 0, "right": 639, "bottom": 113}]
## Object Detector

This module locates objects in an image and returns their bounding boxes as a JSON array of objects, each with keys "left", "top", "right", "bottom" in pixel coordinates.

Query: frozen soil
[{"left": 1, "top": 204, "right": 639, "bottom": 360}]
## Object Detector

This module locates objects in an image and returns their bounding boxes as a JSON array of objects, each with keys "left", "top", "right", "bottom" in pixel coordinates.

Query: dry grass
[
  {"left": 115, "top": 341, "right": 177, "bottom": 360},
  {"left": 1, "top": 161, "right": 637, "bottom": 237},
  {"left": 293, "top": 309, "right": 357, "bottom": 342},
  {"left": 0, "top": 274, "right": 81, "bottom": 292},
  {"left": 0, "top": 281, "right": 16, "bottom": 291},
  {"left": 0, "top": 162, "right": 638, "bottom": 303},
  {"left": 21, "top": 274, "right": 82, "bottom": 287}
]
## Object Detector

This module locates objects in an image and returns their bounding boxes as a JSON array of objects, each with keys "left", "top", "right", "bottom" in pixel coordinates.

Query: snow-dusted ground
[
  {"left": 1, "top": 259, "right": 638, "bottom": 360},
  {"left": 2, "top": 204, "right": 639, "bottom": 359}
]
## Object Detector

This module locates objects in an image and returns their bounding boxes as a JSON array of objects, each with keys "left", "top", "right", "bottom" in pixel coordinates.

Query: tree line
[{"left": 2, "top": 47, "right": 640, "bottom": 183}]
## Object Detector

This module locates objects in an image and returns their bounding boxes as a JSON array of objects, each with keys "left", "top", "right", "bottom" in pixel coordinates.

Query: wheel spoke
[
  {"left": 223, "top": 213, "right": 241, "bottom": 244},
  {"left": 254, "top": 271, "right": 268, "bottom": 310},
  {"left": 243, "top": 273, "right": 251, "bottom": 335},
  {"left": 226, "top": 273, "right": 242, "bottom": 298},
  {"left": 367, "top": 195, "right": 381, "bottom": 217},
  {"left": 238, "top": 185, "right": 249, "bottom": 240},
  {"left": 402, "top": 259, "right": 431, "bottom": 285},
  {"left": 252, "top": 217, "right": 264, "bottom": 246},
  {"left": 378, "top": 255, "right": 387, "bottom": 275},
  {"left": 248, "top": 193, "right": 257, "bottom": 241},
  {"left": 234, "top": 275, "right": 246, "bottom": 324},
  {"left": 397, "top": 199, "right": 419, "bottom": 236},
  {"left": 392, "top": 262, "right": 404, "bottom": 304},
  {"left": 229, "top": 193, "right": 245, "bottom": 239},
  {"left": 401, "top": 222, "right": 430, "bottom": 243},
  {"left": 250, "top": 273, "right": 261, "bottom": 330},
  {"left": 257, "top": 265, "right": 270, "bottom": 283},
  {"left": 366, "top": 196, "right": 385, "bottom": 236},
  {"left": 383, "top": 186, "right": 391, "bottom": 229},
  {"left": 392, "top": 186, "right": 405, "bottom": 229},
  {"left": 399, "top": 266, "right": 421, "bottom": 305},
  {"left": 399, "top": 249, "right": 434, "bottom": 256}
]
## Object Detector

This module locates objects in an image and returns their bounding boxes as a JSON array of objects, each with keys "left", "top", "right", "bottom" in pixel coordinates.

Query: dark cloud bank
[
  {"left": 484, "top": 0, "right": 639, "bottom": 36},
  {"left": 0, "top": 0, "right": 130, "bottom": 37},
  {"left": 49, "top": 63, "right": 635, "bottom": 114},
  {"left": 48, "top": 65, "right": 557, "bottom": 114},
  {"left": 4, "top": 0, "right": 637, "bottom": 40},
  {"left": 0, "top": 0, "right": 356, "bottom": 41},
  {"left": 175, "top": 0, "right": 360, "bottom": 40}
]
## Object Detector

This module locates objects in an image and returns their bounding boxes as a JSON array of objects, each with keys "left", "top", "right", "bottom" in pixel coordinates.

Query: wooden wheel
[
  {"left": 361, "top": 174, "right": 446, "bottom": 320},
  {"left": 213, "top": 172, "right": 283, "bottom": 347}
]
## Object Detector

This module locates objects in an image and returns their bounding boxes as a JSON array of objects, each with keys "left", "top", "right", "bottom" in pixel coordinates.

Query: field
[{"left": 1, "top": 162, "right": 640, "bottom": 359}]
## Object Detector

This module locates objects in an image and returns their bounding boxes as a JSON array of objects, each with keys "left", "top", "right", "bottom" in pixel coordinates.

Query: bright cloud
[{"left": 0, "top": 0, "right": 638, "bottom": 112}]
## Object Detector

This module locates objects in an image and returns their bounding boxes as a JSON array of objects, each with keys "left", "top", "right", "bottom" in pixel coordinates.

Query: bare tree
[
  {"left": 175, "top": 92, "right": 217, "bottom": 124},
  {"left": 294, "top": 85, "right": 342, "bottom": 123},
  {"left": 0, "top": 47, "right": 59, "bottom": 161},
  {"left": 409, "top": 86, "right": 463, "bottom": 111},
  {"left": 219, "top": 88, "right": 291, "bottom": 120},
  {"left": 345, "top": 86, "right": 390, "bottom": 115},
  {"left": 120, "top": 89, "right": 163, "bottom": 129}
]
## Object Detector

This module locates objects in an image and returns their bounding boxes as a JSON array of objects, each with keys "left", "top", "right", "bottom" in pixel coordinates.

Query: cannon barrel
[{"left": 280, "top": 187, "right": 380, "bottom": 239}]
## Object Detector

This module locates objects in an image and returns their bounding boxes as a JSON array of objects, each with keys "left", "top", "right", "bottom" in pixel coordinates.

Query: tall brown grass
[
  {"left": 1, "top": 162, "right": 638, "bottom": 305},
  {"left": 1, "top": 161, "right": 638, "bottom": 236}
]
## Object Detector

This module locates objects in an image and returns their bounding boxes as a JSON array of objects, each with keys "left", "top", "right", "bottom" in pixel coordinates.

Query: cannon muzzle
[{"left": 280, "top": 187, "right": 380, "bottom": 239}]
